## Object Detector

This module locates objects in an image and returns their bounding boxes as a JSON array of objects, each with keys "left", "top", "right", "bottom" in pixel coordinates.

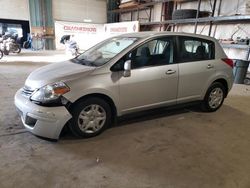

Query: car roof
[{"left": 119, "top": 31, "right": 217, "bottom": 42}]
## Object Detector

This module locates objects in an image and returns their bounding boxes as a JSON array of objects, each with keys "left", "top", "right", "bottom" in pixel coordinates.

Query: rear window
[{"left": 178, "top": 36, "right": 215, "bottom": 62}]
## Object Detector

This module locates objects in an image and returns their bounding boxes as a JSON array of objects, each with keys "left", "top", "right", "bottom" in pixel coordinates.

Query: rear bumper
[
  {"left": 14, "top": 89, "right": 72, "bottom": 139},
  {"left": 227, "top": 73, "right": 234, "bottom": 94}
]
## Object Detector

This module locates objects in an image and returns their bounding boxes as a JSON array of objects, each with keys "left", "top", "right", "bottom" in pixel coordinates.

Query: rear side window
[{"left": 178, "top": 36, "right": 215, "bottom": 62}]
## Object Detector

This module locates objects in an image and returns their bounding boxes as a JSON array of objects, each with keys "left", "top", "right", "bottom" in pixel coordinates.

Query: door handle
[
  {"left": 166, "top": 70, "right": 176, "bottom": 75},
  {"left": 207, "top": 64, "right": 214, "bottom": 69}
]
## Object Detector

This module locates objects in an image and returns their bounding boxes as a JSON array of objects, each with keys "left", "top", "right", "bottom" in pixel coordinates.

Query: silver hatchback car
[{"left": 15, "top": 32, "right": 234, "bottom": 140}]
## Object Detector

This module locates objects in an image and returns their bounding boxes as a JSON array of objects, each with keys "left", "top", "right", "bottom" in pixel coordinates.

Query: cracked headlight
[{"left": 30, "top": 82, "right": 70, "bottom": 104}]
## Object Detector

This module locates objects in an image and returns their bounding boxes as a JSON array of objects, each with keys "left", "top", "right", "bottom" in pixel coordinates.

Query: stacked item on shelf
[
  {"left": 119, "top": 0, "right": 151, "bottom": 9},
  {"left": 172, "top": 9, "right": 211, "bottom": 20}
]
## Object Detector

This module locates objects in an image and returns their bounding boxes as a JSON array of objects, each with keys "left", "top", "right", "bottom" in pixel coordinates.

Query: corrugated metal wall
[
  {"left": 53, "top": 0, "right": 107, "bottom": 23},
  {"left": 0, "top": 0, "right": 107, "bottom": 24},
  {"left": 0, "top": 0, "right": 29, "bottom": 20}
]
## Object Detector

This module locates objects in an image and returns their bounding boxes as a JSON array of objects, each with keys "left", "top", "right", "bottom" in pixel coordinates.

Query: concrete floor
[{"left": 1, "top": 51, "right": 250, "bottom": 188}]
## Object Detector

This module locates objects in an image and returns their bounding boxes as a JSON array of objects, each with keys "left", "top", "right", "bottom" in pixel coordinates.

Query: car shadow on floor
[
  {"left": 60, "top": 102, "right": 202, "bottom": 141},
  {"left": 116, "top": 103, "right": 202, "bottom": 128}
]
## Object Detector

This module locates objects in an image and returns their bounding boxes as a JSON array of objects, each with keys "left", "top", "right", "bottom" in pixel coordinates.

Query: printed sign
[
  {"left": 54, "top": 21, "right": 104, "bottom": 50},
  {"left": 54, "top": 21, "right": 139, "bottom": 50},
  {"left": 104, "top": 21, "right": 139, "bottom": 35}
]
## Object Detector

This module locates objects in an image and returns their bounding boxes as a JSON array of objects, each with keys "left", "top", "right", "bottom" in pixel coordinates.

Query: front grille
[{"left": 21, "top": 86, "right": 34, "bottom": 98}]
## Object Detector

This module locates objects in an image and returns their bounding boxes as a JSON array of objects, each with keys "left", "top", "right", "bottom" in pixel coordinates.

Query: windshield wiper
[
  {"left": 78, "top": 59, "right": 97, "bottom": 67},
  {"left": 85, "top": 61, "right": 96, "bottom": 67},
  {"left": 72, "top": 58, "right": 97, "bottom": 67}
]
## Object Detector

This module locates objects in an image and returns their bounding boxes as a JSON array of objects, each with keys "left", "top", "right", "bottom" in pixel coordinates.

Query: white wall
[
  {"left": 0, "top": 0, "right": 29, "bottom": 20},
  {"left": 0, "top": 0, "right": 107, "bottom": 24},
  {"left": 53, "top": 0, "right": 107, "bottom": 23}
]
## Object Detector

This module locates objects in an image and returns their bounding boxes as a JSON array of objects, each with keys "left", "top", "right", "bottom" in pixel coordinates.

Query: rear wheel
[
  {"left": 69, "top": 97, "right": 112, "bottom": 138},
  {"left": 201, "top": 82, "right": 226, "bottom": 112},
  {"left": 14, "top": 45, "right": 21, "bottom": 53}
]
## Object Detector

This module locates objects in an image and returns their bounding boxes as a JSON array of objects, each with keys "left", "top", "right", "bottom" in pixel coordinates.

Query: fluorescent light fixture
[{"left": 83, "top": 19, "right": 92, "bottom": 23}]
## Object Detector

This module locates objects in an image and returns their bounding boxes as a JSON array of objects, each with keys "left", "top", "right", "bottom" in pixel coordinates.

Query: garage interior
[{"left": 0, "top": 0, "right": 250, "bottom": 188}]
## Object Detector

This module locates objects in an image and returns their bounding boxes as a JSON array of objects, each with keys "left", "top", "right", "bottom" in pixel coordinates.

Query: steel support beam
[
  {"left": 29, "top": 0, "right": 54, "bottom": 50},
  {"left": 194, "top": 0, "right": 202, "bottom": 33},
  {"left": 208, "top": 0, "right": 217, "bottom": 36}
]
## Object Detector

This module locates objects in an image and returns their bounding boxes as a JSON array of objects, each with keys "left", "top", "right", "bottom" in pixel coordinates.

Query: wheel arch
[
  {"left": 69, "top": 93, "right": 118, "bottom": 124},
  {"left": 211, "top": 78, "right": 229, "bottom": 97}
]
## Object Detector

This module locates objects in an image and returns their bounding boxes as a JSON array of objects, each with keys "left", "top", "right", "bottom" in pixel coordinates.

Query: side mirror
[{"left": 123, "top": 60, "right": 131, "bottom": 77}]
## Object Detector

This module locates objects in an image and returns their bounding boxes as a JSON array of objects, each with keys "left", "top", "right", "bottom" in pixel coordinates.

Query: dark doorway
[{"left": 0, "top": 19, "right": 30, "bottom": 47}]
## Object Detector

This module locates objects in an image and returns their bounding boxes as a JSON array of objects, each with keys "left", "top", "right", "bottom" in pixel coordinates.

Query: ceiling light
[{"left": 83, "top": 19, "right": 92, "bottom": 23}]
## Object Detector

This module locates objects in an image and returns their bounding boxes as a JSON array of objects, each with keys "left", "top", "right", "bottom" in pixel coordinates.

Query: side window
[
  {"left": 179, "top": 37, "right": 214, "bottom": 62},
  {"left": 131, "top": 37, "right": 174, "bottom": 69}
]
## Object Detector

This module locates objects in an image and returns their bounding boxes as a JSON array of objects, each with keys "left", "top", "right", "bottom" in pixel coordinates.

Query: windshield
[{"left": 75, "top": 37, "right": 138, "bottom": 66}]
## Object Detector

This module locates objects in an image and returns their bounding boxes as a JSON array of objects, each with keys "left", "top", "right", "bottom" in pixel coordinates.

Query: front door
[{"left": 118, "top": 37, "right": 179, "bottom": 114}]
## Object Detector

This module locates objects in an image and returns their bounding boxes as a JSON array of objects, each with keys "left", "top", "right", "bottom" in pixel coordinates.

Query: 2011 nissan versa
[{"left": 15, "top": 32, "right": 234, "bottom": 140}]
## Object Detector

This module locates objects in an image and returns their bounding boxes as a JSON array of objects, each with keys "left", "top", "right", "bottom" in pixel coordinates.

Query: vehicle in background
[
  {"left": 23, "top": 33, "right": 32, "bottom": 49},
  {"left": 15, "top": 32, "right": 234, "bottom": 140},
  {"left": 0, "top": 49, "right": 3, "bottom": 59},
  {"left": 60, "top": 35, "right": 80, "bottom": 56},
  {"left": 0, "top": 32, "right": 21, "bottom": 55}
]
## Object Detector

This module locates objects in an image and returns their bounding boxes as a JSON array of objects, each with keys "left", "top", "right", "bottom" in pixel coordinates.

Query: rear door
[{"left": 176, "top": 36, "right": 216, "bottom": 103}]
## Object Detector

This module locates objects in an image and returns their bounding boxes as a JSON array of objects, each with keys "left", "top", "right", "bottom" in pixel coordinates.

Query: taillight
[{"left": 222, "top": 58, "right": 234, "bottom": 68}]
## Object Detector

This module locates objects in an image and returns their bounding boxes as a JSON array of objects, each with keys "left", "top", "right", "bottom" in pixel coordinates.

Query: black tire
[
  {"left": 3, "top": 49, "right": 9, "bottom": 55},
  {"left": 23, "top": 41, "right": 30, "bottom": 49},
  {"left": 0, "top": 50, "right": 3, "bottom": 60},
  {"left": 201, "top": 82, "right": 226, "bottom": 112},
  {"left": 244, "top": 77, "right": 250, "bottom": 85},
  {"left": 69, "top": 97, "right": 112, "bottom": 138},
  {"left": 172, "top": 9, "right": 198, "bottom": 20},
  {"left": 14, "top": 45, "right": 21, "bottom": 53}
]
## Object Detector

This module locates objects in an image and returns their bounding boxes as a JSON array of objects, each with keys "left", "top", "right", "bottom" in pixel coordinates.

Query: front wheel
[
  {"left": 69, "top": 97, "right": 112, "bottom": 138},
  {"left": 201, "top": 82, "right": 226, "bottom": 112},
  {"left": 0, "top": 50, "right": 3, "bottom": 60}
]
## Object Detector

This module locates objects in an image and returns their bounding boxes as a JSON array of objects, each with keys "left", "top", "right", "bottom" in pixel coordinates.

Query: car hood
[{"left": 25, "top": 60, "right": 96, "bottom": 89}]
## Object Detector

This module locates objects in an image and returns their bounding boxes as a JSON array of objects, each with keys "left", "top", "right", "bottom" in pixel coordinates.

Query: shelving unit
[
  {"left": 220, "top": 43, "right": 250, "bottom": 50},
  {"left": 139, "top": 15, "right": 250, "bottom": 25},
  {"left": 109, "top": 0, "right": 198, "bottom": 14},
  {"left": 109, "top": 0, "right": 219, "bottom": 33},
  {"left": 108, "top": 0, "right": 250, "bottom": 52},
  {"left": 109, "top": 0, "right": 250, "bottom": 31}
]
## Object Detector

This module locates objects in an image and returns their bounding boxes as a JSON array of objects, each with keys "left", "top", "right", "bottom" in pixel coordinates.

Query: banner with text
[
  {"left": 55, "top": 21, "right": 104, "bottom": 50},
  {"left": 54, "top": 21, "right": 139, "bottom": 50}
]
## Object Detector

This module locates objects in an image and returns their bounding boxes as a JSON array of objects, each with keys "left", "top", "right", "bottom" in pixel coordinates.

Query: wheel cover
[
  {"left": 208, "top": 88, "right": 224, "bottom": 109},
  {"left": 78, "top": 104, "right": 106, "bottom": 134}
]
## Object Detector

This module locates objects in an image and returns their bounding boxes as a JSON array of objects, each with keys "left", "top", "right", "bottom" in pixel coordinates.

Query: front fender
[{"left": 64, "top": 88, "right": 121, "bottom": 116}]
